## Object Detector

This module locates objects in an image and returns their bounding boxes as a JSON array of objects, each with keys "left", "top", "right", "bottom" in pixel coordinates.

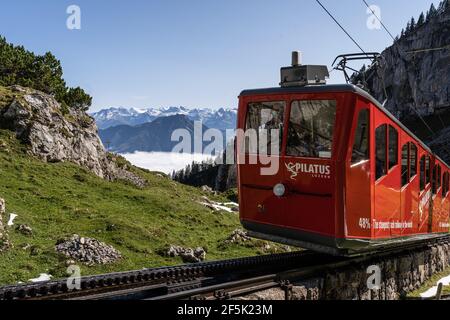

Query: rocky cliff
[
  {"left": 0, "top": 85, "right": 145, "bottom": 186},
  {"left": 365, "top": 6, "right": 450, "bottom": 115},
  {"left": 359, "top": 6, "right": 450, "bottom": 162}
]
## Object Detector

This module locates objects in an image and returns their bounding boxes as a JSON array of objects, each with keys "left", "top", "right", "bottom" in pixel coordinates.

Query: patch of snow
[
  {"left": 223, "top": 202, "right": 238, "bottom": 207},
  {"left": 29, "top": 273, "right": 53, "bottom": 283},
  {"left": 420, "top": 274, "right": 450, "bottom": 298},
  {"left": 198, "top": 199, "right": 238, "bottom": 213},
  {"left": 7, "top": 213, "right": 18, "bottom": 226},
  {"left": 208, "top": 203, "right": 234, "bottom": 213}
]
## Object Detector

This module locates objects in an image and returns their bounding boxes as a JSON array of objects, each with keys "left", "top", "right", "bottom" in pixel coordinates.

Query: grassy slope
[{"left": 0, "top": 126, "right": 273, "bottom": 286}]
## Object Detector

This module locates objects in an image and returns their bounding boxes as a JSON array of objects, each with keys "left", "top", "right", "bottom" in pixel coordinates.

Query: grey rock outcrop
[
  {"left": 166, "top": 245, "right": 206, "bottom": 263},
  {"left": 224, "top": 229, "right": 251, "bottom": 244},
  {"left": 359, "top": 8, "right": 450, "bottom": 162},
  {"left": 16, "top": 224, "right": 33, "bottom": 236},
  {"left": 365, "top": 10, "right": 450, "bottom": 117},
  {"left": 55, "top": 234, "right": 121, "bottom": 266},
  {"left": 0, "top": 86, "right": 146, "bottom": 186}
]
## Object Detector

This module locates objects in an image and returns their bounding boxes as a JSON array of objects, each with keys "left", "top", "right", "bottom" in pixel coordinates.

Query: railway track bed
[{"left": 1, "top": 235, "right": 449, "bottom": 300}]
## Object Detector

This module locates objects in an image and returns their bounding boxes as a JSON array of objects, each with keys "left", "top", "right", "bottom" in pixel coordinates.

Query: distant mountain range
[
  {"left": 93, "top": 106, "right": 236, "bottom": 154},
  {"left": 99, "top": 115, "right": 227, "bottom": 154},
  {"left": 91, "top": 106, "right": 237, "bottom": 131}
]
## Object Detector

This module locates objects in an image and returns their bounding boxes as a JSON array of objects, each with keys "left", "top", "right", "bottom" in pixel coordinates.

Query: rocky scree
[
  {"left": 55, "top": 234, "right": 121, "bottom": 266},
  {"left": 166, "top": 245, "right": 206, "bottom": 263}
]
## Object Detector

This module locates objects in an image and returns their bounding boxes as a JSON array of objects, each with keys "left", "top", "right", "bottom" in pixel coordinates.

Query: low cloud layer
[{"left": 121, "top": 152, "right": 214, "bottom": 174}]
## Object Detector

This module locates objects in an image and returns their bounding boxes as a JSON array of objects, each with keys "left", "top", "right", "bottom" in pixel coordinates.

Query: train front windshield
[
  {"left": 287, "top": 100, "right": 336, "bottom": 159},
  {"left": 244, "top": 100, "right": 337, "bottom": 159}
]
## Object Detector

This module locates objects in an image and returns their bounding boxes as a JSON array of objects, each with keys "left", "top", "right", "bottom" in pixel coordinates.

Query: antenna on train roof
[
  {"left": 332, "top": 52, "right": 389, "bottom": 104},
  {"left": 280, "top": 51, "right": 329, "bottom": 87}
]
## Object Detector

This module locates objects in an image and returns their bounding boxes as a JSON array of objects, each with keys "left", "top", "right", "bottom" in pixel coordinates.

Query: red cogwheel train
[{"left": 237, "top": 52, "right": 450, "bottom": 256}]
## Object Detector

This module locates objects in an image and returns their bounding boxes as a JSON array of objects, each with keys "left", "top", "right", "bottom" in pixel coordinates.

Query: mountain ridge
[
  {"left": 91, "top": 106, "right": 237, "bottom": 132},
  {"left": 99, "top": 114, "right": 220, "bottom": 154}
]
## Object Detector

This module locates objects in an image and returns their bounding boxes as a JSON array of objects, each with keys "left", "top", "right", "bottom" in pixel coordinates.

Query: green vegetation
[
  {"left": 408, "top": 267, "right": 450, "bottom": 298},
  {"left": 0, "top": 36, "right": 91, "bottom": 111},
  {"left": 0, "top": 129, "right": 282, "bottom": 286},
  {"left": 397, "top": 0, "right": 449, "bottom": 41}
]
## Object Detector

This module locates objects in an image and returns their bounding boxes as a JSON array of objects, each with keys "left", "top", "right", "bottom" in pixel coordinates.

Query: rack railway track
[{"left": 1, "top": 235, "right": 449, "bottom": 300}]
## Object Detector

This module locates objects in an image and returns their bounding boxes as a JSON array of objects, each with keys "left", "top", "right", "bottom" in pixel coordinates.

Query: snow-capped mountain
[{"left": 91, "top": 106, "right": 237, "bottom": 131}]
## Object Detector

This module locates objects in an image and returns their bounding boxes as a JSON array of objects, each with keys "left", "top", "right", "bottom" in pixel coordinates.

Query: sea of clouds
[{"left": 121, "top": 152, "right": 215, "bottom": 174}]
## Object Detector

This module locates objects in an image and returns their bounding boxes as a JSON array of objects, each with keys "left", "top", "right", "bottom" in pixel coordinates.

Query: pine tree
[
  {"left": 429, "top": 3, "right": 438, "bottom": 19},
  {"left": 444, "top": 0, "right": 450, "bottom": 11},
  {"left": 410, "top": 17, "right": 416, "bottom": 32},
  {"left": 0, "top": 36, "right": 92, "bottom": 111},
  {"left": 405, "top": 21, "right": 411, "bottom": 34},
  {"left": 417, "top": 12, "right": 425, "bottom": 26}
]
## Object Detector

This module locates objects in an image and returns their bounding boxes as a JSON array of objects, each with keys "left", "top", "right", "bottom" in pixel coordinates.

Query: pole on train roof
[{"left": 292, "top": 51, "right": 302, "bottom": 66}]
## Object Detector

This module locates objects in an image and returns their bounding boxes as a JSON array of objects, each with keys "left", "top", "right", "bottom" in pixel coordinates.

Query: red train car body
[{"left": 237, "top": 57, "right": 450, "bottom": 256}]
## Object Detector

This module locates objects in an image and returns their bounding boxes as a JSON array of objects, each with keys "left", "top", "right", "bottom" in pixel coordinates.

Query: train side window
[
  {"left": 409, "top": 143, "right": 417, "bottom": 179},
  {"left": 401, "top": 144, "right": 409, "bottom": 187},
  {"left": 388, "top": 126, "right": 398, "bottom": 169},
  {"left": 375, "top": 124, "right": 387, "bottom": 180},
  {"left": 351, "top": 109, "right": 369, "bottom": 164},
  {"left": 432, "top": 165, "right": 438, "bottom": 195},
  {"left": 438, "top": 165, "right": 442, "bottom": 191},
  {"left": 425, "top": 156, "right": 431, "bottom": 185},
  {"left": 420, "top": 156, "right": 426, "bottom": 191},
  {"left": 443, "top": 172, "right": 449, "bottom": 197},
  {"left": 245, "top": 101, "right": 285, "bottom": 155},
  {"left": 286, "top": 100, "right": 337, "bottom": 159}
]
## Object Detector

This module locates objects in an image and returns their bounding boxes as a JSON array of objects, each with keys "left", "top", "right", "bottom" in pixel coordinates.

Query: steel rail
[{"left": 0, "top": 251, "right": 317, "bottom": 300}]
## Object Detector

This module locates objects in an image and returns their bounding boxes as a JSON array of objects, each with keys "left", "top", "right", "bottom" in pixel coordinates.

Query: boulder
[
  {"left": 166, "top": 245, "right": 206, "bottom": 263},
  {"left": 16, "top": 224, "right": 33, "bottom": 236},
  {"left": 224, "top": 229, "right": 251, "bottom": 244}
]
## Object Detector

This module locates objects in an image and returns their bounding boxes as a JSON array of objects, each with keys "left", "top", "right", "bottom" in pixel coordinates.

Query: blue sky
[{"left": 0, "top": 0, "right": 441, "bottom": 111}]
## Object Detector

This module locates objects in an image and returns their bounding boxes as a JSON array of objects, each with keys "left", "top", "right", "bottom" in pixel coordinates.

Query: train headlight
[{"left": 273, "top": 183, "right": 286, "bottom": 197}]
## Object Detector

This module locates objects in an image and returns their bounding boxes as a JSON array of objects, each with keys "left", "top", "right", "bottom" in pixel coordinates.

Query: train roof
[{"left": 239, "top": 84, "right": 449, "bottom": 169}]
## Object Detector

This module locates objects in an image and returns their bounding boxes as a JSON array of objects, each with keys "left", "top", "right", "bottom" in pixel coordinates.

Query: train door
[
  {"left": 345, "top": 103, "right": 371, "bottom": 239},
  {"left": 282, "top": 98, "right": 339, "bottom": 236},
  {"left": 400, "top": 141, "right": 419, "bottom": 236},
  {"left": 442, "top": 172, "right": 450, "bottom": 231},
  {"left": 238, "top": 99, "right": 287, "bottom": 228},
  {"left": 373, "top": 116, "right": 401, "bottom": 238},
  {"left": 418, "top": 154, "right": 432, "bottom": 233},
  {"left": 431, "top": 164, "right": 442, "bottom": 232}
]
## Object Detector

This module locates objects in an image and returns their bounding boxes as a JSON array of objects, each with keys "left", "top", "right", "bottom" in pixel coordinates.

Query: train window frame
[
  {"left": 388, "top": 125, "right": 398, "bottom": 170},
  {"left": 244, "top": 101, "right": 286, "bottom": 156},
  {"left": 401, "top": 143, "right": 409, "bottom": 187},
  {"left": 438, "top": 165, "right": 442, "bottom": 191},
  {"left": 286, "top": 99, "right": 337, "bottom": 159},
  {"left": 420, "top": 155, "right": 426, "bottom": 191},
  {"left": 350, "top": 108, "right": 370, "bottom": 165},
  {"left": 432, "top": 164, "right": 442, "bottom": 196},
  {"left": 443, "top": 172, "right": 449, "bottom": 197},
  {"left": 409, "top": 143, "right": 418, "bottom": 180},
  {"left": 401, "top": 142, "right": 418, "bottom": 188},
  {"left": 425, "top": 156, "right": 431, "bottom": 185},
  {"left": 375, "top": 124, "right": 388, "bottom": 182}
]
